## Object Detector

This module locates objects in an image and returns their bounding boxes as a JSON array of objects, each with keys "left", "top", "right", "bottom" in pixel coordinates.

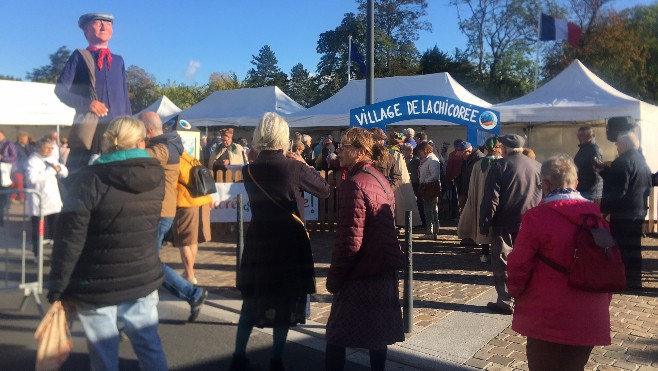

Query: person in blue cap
[{"left": 55, "top": 12, "right": 131, "bottom": 171}]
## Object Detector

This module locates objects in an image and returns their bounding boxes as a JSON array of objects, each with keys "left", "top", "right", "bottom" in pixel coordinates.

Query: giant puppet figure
[{"left": 55, "top": 13, "right": 131, "bottom": 171}]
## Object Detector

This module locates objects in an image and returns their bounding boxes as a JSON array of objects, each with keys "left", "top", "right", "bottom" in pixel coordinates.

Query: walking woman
[
  {"left": 325, "top": 127, "right": 405, "bottom": 371},
  {"left": 48, "top": 116, "right": 167, "bottom": 370},
  {"left": 508, "top": 155, "right": 611, "bottom": 370},
  {"left": 230, "top": 112, "right": 330, "bottom": 371}
]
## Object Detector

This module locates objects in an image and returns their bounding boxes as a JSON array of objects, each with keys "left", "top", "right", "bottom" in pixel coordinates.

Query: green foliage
[
  {"left": 0, "top": 75, "right": 22, "bottom": 81},
  {"left": 287, "top": 63, "right": 322, "bottom": 107},
  {"left": 126, "top": 65, "right": 159, "bottom": 113},
  {"left": 243, "top": 45, "right": 288, "bottom": 88},
  {"left": 158, "top": 81, "right": 205, "bottom": 110},
  {"left": 26, "top": 46, "right": 71, "bottom": 83}
]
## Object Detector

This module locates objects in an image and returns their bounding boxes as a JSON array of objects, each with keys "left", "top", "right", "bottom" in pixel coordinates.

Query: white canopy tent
[
  {"left": 287, "top": 72, "right": 492, "bottom": 129},
  {"left": 0, "top": 80, "right": 76, "bottom": 139},
  {"left": 135, "top": 95, "right": 182, "bottom": 123},
  {"left": 494, "top": 59, "right": 658, "bottom": 171},
  {"left": 181, "top": 86, "right": 305, "bottom": 127}
]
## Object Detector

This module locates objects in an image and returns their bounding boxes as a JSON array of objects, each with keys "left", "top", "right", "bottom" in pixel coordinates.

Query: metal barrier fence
[{"left": 0, "top": 189, "right": 45, "bottom": 316}]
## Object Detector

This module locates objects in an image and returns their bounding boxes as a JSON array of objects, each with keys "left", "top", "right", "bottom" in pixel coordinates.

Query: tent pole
[
  {"left": 348, "top": 35, "right": 352, "bottom": 82},
  {"left": 534, "top": 8, "right": 541, "bottom": 91}
]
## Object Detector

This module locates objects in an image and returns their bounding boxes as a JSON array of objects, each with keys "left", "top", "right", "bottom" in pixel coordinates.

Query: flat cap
[
  {"left": 78, "top": 13, "right": 114, "bottom": 29},
  {"left": 498, "top": 134, "right": 524, "bottom": 149},
  {"left": 455, "top": 141, "right": 472, "bottom": 151}
]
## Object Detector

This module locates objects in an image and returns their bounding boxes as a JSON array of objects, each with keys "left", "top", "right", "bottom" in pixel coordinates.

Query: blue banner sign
[{"left": 349, "top": 95, "right": 500, "bottom": 135}]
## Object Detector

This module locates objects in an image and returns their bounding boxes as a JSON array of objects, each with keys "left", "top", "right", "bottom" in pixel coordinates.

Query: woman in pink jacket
[{"left": 508, "top": 154, "right": 611, "bottom": 370}]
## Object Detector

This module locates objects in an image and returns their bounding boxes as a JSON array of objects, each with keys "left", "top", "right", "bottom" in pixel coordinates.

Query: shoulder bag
[{"left": 68, "top": 49, "right": 99, "bottom": 151}]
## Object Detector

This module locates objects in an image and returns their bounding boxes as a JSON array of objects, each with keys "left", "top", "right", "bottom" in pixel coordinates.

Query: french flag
[{"left": 540, "top": 13, "right": 582, "bottom": 48}]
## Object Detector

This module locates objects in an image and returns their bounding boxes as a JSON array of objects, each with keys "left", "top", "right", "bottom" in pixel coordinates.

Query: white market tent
[
  {"left": 0, "top": 80, "right": 75, "bottom": 126},
  {"left": 287, "top": 72, "right": 492, "bottom": 129},
  {"left": 0, "top": 80, "right": 76, "bottom": 139},
  {"left": 136, "top": 95, "right": 182, "bottom": 123},
  {"left": 181, "top": 86, "right": 305, "bottom": 127},
  {"left": 493, "top": 59, "right": 658, "bottom": 171}
]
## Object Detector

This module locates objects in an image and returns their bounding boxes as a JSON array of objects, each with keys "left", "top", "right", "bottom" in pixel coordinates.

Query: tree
[
  {"left": 158, "top": 81, "right": 204, "bottom": 110},
  {"left": 287, "top": 63, "right": 321, "bottom": 108},
  {"left": 243, "top": 45, "right": 288, "bottom": 88},
  {"left": 126, "top": 65, "right": 159, "bottom": 113},
  {"left": 356, "top": 0, "right": 430, "bottom": 76},
  {"left": 451, "top": 0, "right": 544, "bottom": 100},
  {"left": 26, "top": 46, "right": 71, "bottom": 83},
  {"left": 0, "top": 75, "right": 22, "bottom": 81}
]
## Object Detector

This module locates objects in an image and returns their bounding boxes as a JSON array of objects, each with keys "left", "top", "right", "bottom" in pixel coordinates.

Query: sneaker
[
  {"left": 188, "top": 289, "right": 208, "bottom": 322},
  {"left": 480, "top": 255, "right": 489, "bottom": 263},
  {"left": 229, "top": 354, "right": 251, "bottom": 371}
]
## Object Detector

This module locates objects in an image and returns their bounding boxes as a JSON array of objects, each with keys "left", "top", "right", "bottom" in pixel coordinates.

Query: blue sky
[{"left": 0, "top": 0, "right": 655, "bottom": 85}]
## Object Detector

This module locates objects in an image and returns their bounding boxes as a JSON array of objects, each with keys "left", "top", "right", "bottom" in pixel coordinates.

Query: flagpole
[
  {"left": 348, "top": 35, "right": 352, "bottom": 82},
  {"left": 534, "top": 9, "right": 541, "bottom": 91}
]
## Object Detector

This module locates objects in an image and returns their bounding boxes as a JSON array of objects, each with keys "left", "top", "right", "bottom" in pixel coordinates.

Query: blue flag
[{"left": 350, "top": 39, "right": 367, "bottom": 76}]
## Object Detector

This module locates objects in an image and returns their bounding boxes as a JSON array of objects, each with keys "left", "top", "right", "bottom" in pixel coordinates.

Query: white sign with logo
[{"left": 209, "top": 183, "right": 319, "bottom": 222}]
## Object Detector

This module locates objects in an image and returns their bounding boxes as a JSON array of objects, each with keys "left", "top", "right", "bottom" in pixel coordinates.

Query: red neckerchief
[{"left": 86, "top": 46, "right": 112, "bottom": 70}]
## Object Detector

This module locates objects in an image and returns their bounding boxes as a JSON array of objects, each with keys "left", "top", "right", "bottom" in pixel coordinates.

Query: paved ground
[
  {"left": 1, "top": 200, "right": 657, "bottom": 370},
  {"left": 156, "top": 220, "right": 658, "bottom": 370}
]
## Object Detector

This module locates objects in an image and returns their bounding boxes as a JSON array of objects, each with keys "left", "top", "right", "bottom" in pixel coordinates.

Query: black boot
[
  {"left": 229, "top": 354, "right": 250, "bottom": 371},
  {"left": 270, "top": 358, "right": 285, "bottom": 371}
]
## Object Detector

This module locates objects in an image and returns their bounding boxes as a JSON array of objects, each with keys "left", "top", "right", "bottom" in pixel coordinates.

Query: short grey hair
[
  {"left": 541, "top": 154, "right": 578, "bottom": 189},
  {"left": 302, "top": 134, "right": 311, "bottom": 143},
  {"left": 578, "top": 126, "right": 594, "bottom": 137},
  {"left": 252, "top": 112, "right": 290, "bottom": 151},
  {"left": 35, "top": 137, "right": 51, "bottom": 151},
  {"left": 616, "top": 132, "right": 639, "bottom": 153}
]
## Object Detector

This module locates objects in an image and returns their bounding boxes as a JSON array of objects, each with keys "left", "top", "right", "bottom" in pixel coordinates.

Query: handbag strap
[
  {"left": 76, "top": 49, "right": 97, "bottom": 101},
  {"left": 536, "top": 252, "right": 570, "bottom": 274},
  {"left": 246, "top": 165, "right": 309, "bottom": 239},
  {"left": 361, "top": 167, "right": 392, "bottom": 205}
]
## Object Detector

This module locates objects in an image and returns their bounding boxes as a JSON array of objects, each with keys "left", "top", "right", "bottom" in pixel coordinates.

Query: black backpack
[{"left": 187, "top": 165, "right": 217, "bottom": 197}]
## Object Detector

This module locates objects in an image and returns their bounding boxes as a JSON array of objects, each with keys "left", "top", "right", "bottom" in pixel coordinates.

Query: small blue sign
[{"left": 349, "top": 95, "right": 500, "bottom": 144}]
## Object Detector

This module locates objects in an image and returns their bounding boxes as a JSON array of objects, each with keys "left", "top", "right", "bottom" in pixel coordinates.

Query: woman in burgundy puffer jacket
[
  {"left": 325, "top": 127, "right": 405, "bottom": 371},
  {"left": 508, "top": 154, "right": 611, "bottom": 370}
]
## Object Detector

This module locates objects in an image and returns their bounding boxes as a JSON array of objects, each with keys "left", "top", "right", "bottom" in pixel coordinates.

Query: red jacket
[
  {"left": 508, "top": 198, "right": 611, "bottom": 346},
  {"left": 326, "top": 161, "right": 401, "bottom": 293}
]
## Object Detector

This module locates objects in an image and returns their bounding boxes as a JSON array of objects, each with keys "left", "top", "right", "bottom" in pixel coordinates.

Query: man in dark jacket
[
  {"left": 140, "top": 112, "right": 208, "bottom": 322},
  {"left": 459, "top": 142, "right": 485, "bottom": 207},
  {"left": 479, "top": 134, "right": 542, "bottom": 314},
  {"left": 574, "top": 126, "right": 603, "bottom": 202},
  {"left": 598, "top": 132, "right": 652, "bottom": 289}
]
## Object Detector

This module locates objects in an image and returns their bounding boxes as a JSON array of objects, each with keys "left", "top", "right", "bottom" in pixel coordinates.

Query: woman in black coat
[
  {"left": 230, "top": 112, "right": 331, "bottom": 371},
  {"left": 48, "top": 116, "right": 167, "bottom": 371}
]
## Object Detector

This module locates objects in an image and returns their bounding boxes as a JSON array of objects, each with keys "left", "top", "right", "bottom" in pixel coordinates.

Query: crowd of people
[{"left": 0, "top": 11, "right": 652, "bottom": 371}]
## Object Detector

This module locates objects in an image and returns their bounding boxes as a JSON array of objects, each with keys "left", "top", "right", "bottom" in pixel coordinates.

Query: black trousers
[{"left": 609, "top": 217, "right": 644, "bottom": 288}]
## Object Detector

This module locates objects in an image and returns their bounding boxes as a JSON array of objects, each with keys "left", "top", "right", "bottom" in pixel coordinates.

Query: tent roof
[
  {"left": 494, "top": 59, "right": 655, "bottom": 123},
  {"left": 136, "top": 95, "right": 182, "bottom": 123},
  {"left": 287, "top": 72, "right": 491, "bottom": 128},
  {"left": 181, "top": 86, "right": 305, "bottom": 127},
  {"left": 0, "top": 80, "right": 75, "bottom": 126}
]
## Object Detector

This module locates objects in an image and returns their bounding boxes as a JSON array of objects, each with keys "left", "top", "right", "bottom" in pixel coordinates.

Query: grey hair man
[
  {"left": 598, "top": 132, "right": 651, "bottom": 289},
  {"left": 479, "top": 134, "right": 542, "bottom": 314}
]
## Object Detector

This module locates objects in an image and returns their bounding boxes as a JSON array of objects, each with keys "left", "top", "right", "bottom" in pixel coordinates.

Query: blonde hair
[
  {"left": 541, "top": 154, "right": 578, "bottom": 189},
  {"left": 102, "top": 116, "right": 146, "bottom": 153},
  {"left": 252, "top": 112, "right": 290, "bottom": 151},
  {"left": 342, "top": 127, "right": 374, "bottom": 159}
]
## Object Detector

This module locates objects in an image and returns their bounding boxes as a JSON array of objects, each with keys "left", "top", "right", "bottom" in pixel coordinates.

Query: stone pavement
[{"left": 159, "top": 221, "right": 658, "bottom": 370}]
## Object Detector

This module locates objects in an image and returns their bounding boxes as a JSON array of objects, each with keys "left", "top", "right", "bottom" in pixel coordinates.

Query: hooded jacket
[
  {"left": 508, "top": 198, "right": 611, "bottom": 346},
  {"left": 48, "top": 150, "right": 165, "bottom": 305},
  {"left": 146, "top": 131, "right": 184, "bottom": 218}
]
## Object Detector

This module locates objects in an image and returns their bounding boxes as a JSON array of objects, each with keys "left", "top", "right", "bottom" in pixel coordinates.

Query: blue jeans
[
  {"left": 76, "top": 290, "right": 167, "bottom": 371},
  {"left": 157, "top": 218, "right": 204, "bottom": 304}
]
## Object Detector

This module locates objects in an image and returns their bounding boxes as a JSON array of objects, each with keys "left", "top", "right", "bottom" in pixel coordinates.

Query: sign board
[
  {"left": 349, "top": 95, "right": 500, "bottom": 144},
  {"left": 209, "top": 183, "right": 319, "bottom": 222}
]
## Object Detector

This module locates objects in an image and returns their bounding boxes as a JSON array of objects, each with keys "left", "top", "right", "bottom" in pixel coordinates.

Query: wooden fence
[{"left": 210, "top": 168, "right": 343, "bottom": 237}]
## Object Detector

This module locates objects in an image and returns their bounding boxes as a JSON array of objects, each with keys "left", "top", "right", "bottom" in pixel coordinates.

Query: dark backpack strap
[{"left": 536, "top": 252, "right": 570, "bottom": 274}]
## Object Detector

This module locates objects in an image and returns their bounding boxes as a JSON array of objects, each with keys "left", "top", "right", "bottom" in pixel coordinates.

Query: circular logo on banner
[
  {"left": 179, "top": 119, "right": 192, "bottom": 130},
  {"left": 479, "top": 111, "right": 498, "bottom": 129}
]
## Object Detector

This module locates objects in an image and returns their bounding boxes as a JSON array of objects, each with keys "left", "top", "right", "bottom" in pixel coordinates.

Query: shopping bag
[
  {"left": 0, "top": 162, "right": 12, "bottom": 187},
  {"left": 35, "top": 301, "right": 73, "bottom": 371}
]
